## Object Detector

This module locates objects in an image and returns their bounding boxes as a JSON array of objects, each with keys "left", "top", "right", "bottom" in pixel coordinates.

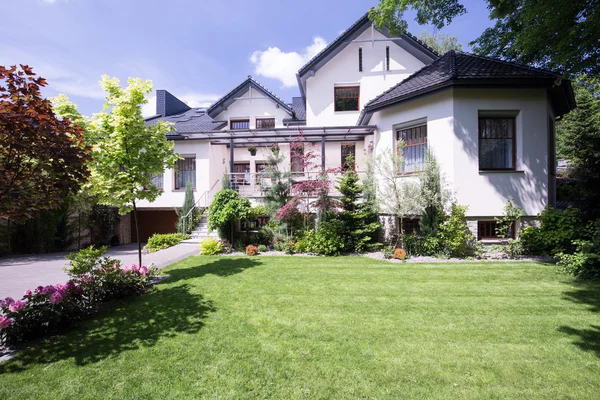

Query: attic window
[
  {"left": 230, "top": 119, "right": 250, "bottom": 130},
  {"left": 334, "top": 86, "right": 360, "bottom": 112},
  {"left": 386, "top": 46, "right": 390, "bottom": 71},
  {"left": 358, "top": 48, "right": 363, "bottom": 72}
]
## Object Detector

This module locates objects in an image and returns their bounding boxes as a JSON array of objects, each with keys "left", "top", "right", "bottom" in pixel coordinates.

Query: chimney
[{"left": 156, "top": 89, "right": 191, "bottom": 117}]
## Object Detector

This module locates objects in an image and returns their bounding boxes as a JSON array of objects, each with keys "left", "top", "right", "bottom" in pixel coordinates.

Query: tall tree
[
  {"left": 417, "top": 31, "right": 463, "bottom": 54},
  {"left": 370, "top": 0, "right": 600, "bottom": 77},
  {"left": 54, "top": 77, "right": 179, "bottom": 267},
  {"left": 0, "top": 65, "right": 90, "bottom": 224},
  {"left": 419, "top": 151, "right": 452, "bottom": 237},
  {"left": 555, "top": 75, "right": 600, "bottom": 217}
]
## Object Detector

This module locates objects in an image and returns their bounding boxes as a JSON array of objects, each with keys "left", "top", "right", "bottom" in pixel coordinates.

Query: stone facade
[{"left": 119, "top": 213, "right": 132, "bottom": 244}]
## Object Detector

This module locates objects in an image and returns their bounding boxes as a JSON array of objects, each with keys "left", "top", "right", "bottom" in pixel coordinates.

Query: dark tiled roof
[
  {"left": 365, "top": 50, "right": 570, "bottom": 112},
  {"left": 298, "top": 12, "right": 438, "bottom": 77},
  {"left": 290, "top": 96, "right": 306, "bottom": 120},
  {"left": 145, "top": 108, "right": 227, "bottom": 134},
  {"left": 156, "top": 90, "right": 190, "bottom": 117},
  {"left": 206, "top": 76, "right": 292, "bottom": 118}
]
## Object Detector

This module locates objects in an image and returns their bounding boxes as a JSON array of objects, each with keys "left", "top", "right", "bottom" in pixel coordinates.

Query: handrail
[{"left": 180, "top": 179, "right": 220, "bottom": 233}]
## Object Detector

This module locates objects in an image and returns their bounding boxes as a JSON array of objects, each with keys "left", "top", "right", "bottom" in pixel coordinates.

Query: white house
[{"left": 131, "top": 12, "right": 575, "bottom": 243}]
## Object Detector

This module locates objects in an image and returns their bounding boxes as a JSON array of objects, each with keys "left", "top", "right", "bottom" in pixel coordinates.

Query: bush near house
[
  {"left": 246, "top": 245, "right": 258, "bottom": 256},
  {"left": 199, "top": 238, "right": 223, "bottom": 256},
  {"left": 0, "top": 247, "right": 155, "bottom": 346},
  {"left": 144, "top": 233, "right": 189, "bottom": 253}
]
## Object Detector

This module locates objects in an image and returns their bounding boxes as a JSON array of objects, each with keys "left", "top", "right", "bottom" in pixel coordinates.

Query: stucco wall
[
  {"left": 305, "top": 28, "right": 426, "bottom": 127},
  {"left": 369, "top": 88, "right": 552, "bottom": 217},
  {"left": 214, "top": 88, "right": 291, "bottom": 129}
]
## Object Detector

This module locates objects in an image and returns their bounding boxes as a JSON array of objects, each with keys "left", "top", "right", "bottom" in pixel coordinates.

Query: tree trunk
[
  {"left": 132, "top": 200, "right": 142, "bottom": 267},
  {"left": 6, "top": 219, "right": 11, "bottom": 254}
]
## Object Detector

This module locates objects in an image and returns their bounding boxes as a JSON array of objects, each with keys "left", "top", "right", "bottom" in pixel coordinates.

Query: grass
[{"left": 1, "top": 256, "right": 599, "bottom": 399}]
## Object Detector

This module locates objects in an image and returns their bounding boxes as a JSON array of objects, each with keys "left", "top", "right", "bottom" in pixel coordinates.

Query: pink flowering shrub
[{"left": 0, "top": 246, "right": 157, "bottom": 347}]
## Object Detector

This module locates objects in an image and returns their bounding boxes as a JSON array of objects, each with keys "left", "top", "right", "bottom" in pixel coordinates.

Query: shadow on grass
[
  {"left": 559, "top": 281, "right": 600, "bottom": 358},
  {"left": 0, "top": 257, "right": 261, "bottom": 374},
  {"left": 162, "top": 257, "right": 262, "bottom": 284},
  {"left": 0, "top": 283, "right": 214, "bottom": 374}
]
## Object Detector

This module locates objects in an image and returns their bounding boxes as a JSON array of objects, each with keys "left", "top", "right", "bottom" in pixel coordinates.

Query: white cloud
[
  {"left": 142, "top": 92, "right": 222, "bottom": 118},
  {"left": 250, "top": 36, "right": 327, "bottom": 87}
]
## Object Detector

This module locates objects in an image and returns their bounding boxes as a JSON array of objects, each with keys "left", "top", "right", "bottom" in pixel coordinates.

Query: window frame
[
  {"left": 341, "top": 143, "right": 356, "bottom": 171},
  {"left": 478, "top": 116, "right": 517, "bottom": 171},
  {"left": 290, "top": 145, "right": 304, "bottom": 173},
  {"left": 358, "top": 47, "right": 363, "bottom": 72},
  {"left": 402, "top": 218, "right": 421, "bottom": 235},
  {"left": 477, "top": 220, "right": 515, "bottom": 240},
  {"left": 334, "top": 86, "right": 360, "bottom": 112},
  {"left": 174, "top": 156, "right": 196, "bottom": 190},
  {"left": 396, "top": 124, "right": 428, "bottom": 174},
  {"left": 256, "top": 118, "right": 275, "bottom": 129},
  {"left": 230, "top": 119, "right": 250, "bottom": 130},
  {"left": 386, "top": 46, "right": 390, "bottom": 71}
]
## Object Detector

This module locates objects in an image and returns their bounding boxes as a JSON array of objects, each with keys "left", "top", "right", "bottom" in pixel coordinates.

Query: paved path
[{"left": 0, "top": 242, "right": 200, "bottom": 300}]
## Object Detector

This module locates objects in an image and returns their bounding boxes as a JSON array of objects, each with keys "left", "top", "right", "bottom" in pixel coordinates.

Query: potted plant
[
  {"left": 270, "top": 144, "right": 280, "bottom": 154},
  {"left": 247, "top": 145, "right": 257, "bottom": 156}
]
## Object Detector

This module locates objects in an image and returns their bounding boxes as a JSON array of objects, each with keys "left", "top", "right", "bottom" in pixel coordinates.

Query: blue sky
[{"left": 1, "top": 0, "right": 493, "bottom": 117}]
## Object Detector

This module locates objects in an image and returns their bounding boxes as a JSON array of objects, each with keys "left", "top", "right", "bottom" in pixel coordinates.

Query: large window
[
  {"left": 230, "top": 119, "right": 250, "bottom": 130},
  {"left": 479, "top": 116, "right": 516, "bottom": 170},
  {"left": 175, "top": 157, "right": 195, "bottom": 189},
  {"left": 341, "top": 143, "right": 356, "bottom": 171},
  {"left": 334, "top": 86, "right": 360, "bottom": 112},
  {"left": 256, "top": 118, "right": 275, "bottom": 129},
  {"left": 291, "top": 145, "right": 304, "bottom": 173},
  {"left": 397, "top": 124, "right": 427, "bottom": 173}
]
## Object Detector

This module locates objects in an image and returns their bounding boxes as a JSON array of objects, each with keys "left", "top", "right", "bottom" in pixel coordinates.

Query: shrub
[
  {"left": 258, "top": 244, "right": 267, "bottom": 253},
  {"left": 403, "top": 234, "right": 442, "bottom": 257},
  {"left": 520, "top": 206, "right": 582, "bottom": 255},
  {"left": 393, "top": 248, "right": 407, "bottom": 261},
  {"left": 302, "top": 220, "right": 346, "bottom": 256},
  {"left": 144, "top": 233, "right": 189, "bottom": 252},
  {"left": 557, "top": 240, "right": 600, "bottom": 280},
  {"left": 246, "top": 245, "right": 258, "bottom": 256},
  {"left": 284, "top": 240, "right": 296, "bottom": 255},
  {"left": 294, "top": 237, "right": 310, "bottom": 253},
  {"left": 200, "top": 238, "right": 223, "bottom": 255},
  {"left": 1, "top": 247, "right": 156, "bottom": 346},
  {"left": 438, "top": 204, "right": 473, "bottom": 258},
  {"left": 504, "top": 239, "right": 524, "bottom": 258},
  {"left": 383, "top": 245, "right": 395, "bottom": 259}
]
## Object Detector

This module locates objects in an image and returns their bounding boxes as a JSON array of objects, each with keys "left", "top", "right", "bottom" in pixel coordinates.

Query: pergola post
[
  {"left": 321, "top": 135, "right": 325, "bottom": 170},
  {"left": 229, "top": 138, "right": 234, "bottom": 189}
]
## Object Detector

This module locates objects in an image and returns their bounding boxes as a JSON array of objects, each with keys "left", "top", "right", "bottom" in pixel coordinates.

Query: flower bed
[{"left": 0, "top": 247, "right": 156, "bottom": 347}]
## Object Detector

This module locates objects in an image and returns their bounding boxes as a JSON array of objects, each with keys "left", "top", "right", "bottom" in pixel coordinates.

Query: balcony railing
[{"left": 228, "top": 171, "right": 365, "bottom": 198}]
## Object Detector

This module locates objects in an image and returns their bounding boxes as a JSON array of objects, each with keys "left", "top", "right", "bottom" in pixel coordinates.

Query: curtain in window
[
  {"left": 151, "top": 173, "right": 163, "bottom": 190},
  {"left": 230, "top": 120, "right": 250, "bottom": 130},
  {"left": 175, "top": 158, "right": 196, "bottom": 189},
  {"left": 397, "top": 125, "right": 427, "bottom": 173},
  {"left": 256, "top": 118, "right": 275, "bottom": 129},
  {"left": 479, "top": 118, "right": 515, "bottom": 170}
]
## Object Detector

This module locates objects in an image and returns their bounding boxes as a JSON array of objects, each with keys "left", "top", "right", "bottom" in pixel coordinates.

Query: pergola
[{"left": 172, "top": 125, "right": 377, "bottom": 171}]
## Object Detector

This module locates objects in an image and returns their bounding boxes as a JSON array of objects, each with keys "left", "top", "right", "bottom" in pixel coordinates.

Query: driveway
[{"left": 0, "top": 242, "right": 200, "bottom": 300}]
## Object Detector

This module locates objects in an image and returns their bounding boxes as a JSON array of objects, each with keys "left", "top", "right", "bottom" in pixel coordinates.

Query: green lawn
[{"left": 1, "top": 257, "right": 599, "bottom": 399}]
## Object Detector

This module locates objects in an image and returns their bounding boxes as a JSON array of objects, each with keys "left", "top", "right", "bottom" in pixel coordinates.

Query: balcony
[{"left": 228, "top": 171, "right": 365, "bottom": 198}]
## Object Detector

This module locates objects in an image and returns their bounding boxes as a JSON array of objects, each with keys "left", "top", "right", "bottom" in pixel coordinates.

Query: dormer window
[
  {"left": 358, "top": 48, "right": 363, "bottom": 72},
  {"left": 334, "top": 86, "right": 360, "bottom": 112}
]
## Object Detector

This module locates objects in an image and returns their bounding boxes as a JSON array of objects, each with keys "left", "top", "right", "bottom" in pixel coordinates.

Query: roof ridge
[
  {"left": 403, "top": 31, "right": 440, "bottom": 58},
  {"left": 247, "top": 76, "right": 293, "bottom": 112},
  {"left": 365, "top": 52, "right": 452, "bottom": 108},
  {"left": 454, "top": 50, "right": 559, "bottom": 76}
]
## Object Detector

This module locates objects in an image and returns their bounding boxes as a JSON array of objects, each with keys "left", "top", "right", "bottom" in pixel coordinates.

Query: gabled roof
[
  {"left": 298, "top": 12, "right": 438, "bottom": 78},
  {"left": 359, "top": 50, "right": 575, "bottom": 123},
  {"left": 145, "top": 108, "right": 227, "bottom": 134},
  {"left": 206, "top": 76, "right": 293, "bottom": 118}
]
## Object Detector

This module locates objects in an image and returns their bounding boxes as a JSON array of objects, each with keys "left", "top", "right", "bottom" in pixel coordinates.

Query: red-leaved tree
[{"left": 0, "top": 65, "right": 91, "bottom": 223}]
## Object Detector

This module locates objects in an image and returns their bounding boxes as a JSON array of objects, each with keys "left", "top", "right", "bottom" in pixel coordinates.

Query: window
[
  {"left": 256, "top": 118, "right": 275, "bottom": 129},
  {"left": 402, "top": 218, "right": 420, "bottom": 234},
  {"left": 341, "top": 143, "right": 356, "bottom": 171},
  {"left": 151, "top": 173, "right": 163, "bottom": 190},
  {"left": 291, "top": 145, "right": 304, "bottom": 173},
  {"left": 230, "top": 119, "right": 250, "bottom": 130},
  {"left": 479, "top": 116, "right": 516, "bottom": 170},
  {"left": 386, "top": 46, "right": 390, "bottom": 71},
  {"left": 477, "top": 220, "right": 515, "bottom": 240},
  {"left": 175, "top": 157, "right": 195, "bottom": 189},
  {"left": 334, "top": 86, "right": 360, "bottom": 112},
  {"left": 397, "top": 124, "right": 427, "bottom": 173},
  {"left": 232, "top": 162, "right": 250, "bottom": 185},
  {"left": 358, "top": 48, "right": 363, "bottom": 72}
]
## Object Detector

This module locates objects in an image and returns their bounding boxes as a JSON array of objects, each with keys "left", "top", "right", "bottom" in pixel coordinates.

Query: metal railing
[
  {"left": 180, "top": 179, "right": 220, "bottom": 233},
  {"left": 227, "top": 171, "right": 365, "bottom": 198}
]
